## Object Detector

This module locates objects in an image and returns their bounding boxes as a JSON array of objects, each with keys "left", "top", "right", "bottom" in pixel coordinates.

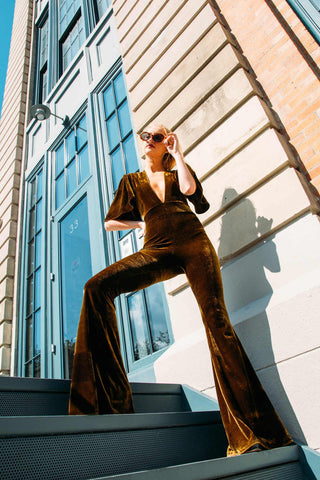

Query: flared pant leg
[
  {"left": 183, "top": 237, "right": 292, "bottom": 456},
  {"left": 69, "top": 248, "right": 181, "bottom": 415}
]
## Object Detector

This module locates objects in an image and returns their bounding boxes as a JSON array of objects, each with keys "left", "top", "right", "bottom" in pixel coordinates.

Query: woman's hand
[
  {"left": 138, "top": 221, "right": 146, "bottom": 236},
  {"left": 164, "top": 132, "right": 183, "bottom": 159}
]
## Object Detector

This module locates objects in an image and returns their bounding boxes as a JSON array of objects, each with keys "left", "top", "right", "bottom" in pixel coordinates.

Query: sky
[{"left": 0, "top": 1, "right": 15, "bottom": 116}]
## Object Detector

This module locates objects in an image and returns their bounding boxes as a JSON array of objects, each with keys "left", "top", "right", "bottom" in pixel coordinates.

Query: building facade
[{"left": 0, "top": 0, "right": 319, "bottom": 452}]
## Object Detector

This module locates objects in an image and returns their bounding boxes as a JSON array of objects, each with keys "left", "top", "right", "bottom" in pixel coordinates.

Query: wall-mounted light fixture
[{"left": 30, "top": 104, "right": 70, "bottom": 128}]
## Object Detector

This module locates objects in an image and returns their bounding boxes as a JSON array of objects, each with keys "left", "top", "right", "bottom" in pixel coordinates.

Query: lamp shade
[{"left": 30, "top": 104, "right": 51, "bottom": 121}]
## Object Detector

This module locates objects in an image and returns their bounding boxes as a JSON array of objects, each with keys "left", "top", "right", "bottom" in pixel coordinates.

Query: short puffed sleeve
[
  {"left": 184, "top": 165, "right": 210, "bottom": 214},
  {"left": 104, "top": 175, "right": 142, "bottom": 222}
]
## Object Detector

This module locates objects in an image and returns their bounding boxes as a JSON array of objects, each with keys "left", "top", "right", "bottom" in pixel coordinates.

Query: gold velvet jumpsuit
[{"left": 69, "top": 167, "right": 292, "bottom": 456}]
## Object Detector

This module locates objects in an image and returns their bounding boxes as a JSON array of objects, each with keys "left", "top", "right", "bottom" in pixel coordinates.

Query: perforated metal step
[
  {"left": 92, "top": 446, "right": 305, "bottom": 480},
  {"left": 0, "top": 377, "right": 218, "bottom": 416},
  {"left": 0, "top": 411, "right": 227, "bottom": 480}
]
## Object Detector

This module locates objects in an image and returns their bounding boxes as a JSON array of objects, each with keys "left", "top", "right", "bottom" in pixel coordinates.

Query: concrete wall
[
  {"left": 113, "top": 0, "right": 320, "bottom": 450},
  {"left": 0, "top": 0, "right": 34, "bottom": 375}
]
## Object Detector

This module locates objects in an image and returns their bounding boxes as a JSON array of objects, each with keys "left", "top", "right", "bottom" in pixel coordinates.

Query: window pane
[
  {"left": 56, "top": 173, "right": 66, "bottom": 209},
  {"left": 111, "top": 147, "right": 124, "bottom": 190},
  {"left": 114, "top": 73, "right": 126, "bottom": 106},
  {"left": 35, "top": 232, "right": 41, "bottom": 269},
  {"left": 34, "top": 268, "right": 41, "bottom": 311},
  {"left": 103, "top": 84, "right": 116, "bottom": 118},
  {"left": 66, "top": 130, "right": 76, "bottom": 164},
  {"left": 29, "top": 207, "right": 36, "bottom": 241},
  {"left": 97, "top": 0, "right": 111, "bottom": 18},
  {"left": 30, "top": 180, "right": 37, "bottom": 207},
  {"left": 128, "top": 292, "right": 151, "bottom": 361},
  {"left": 59, "top": 0, "right": 81, "bottom": 36},
  {"left": 107, "top": 114, "right": 120, "bottom": 151},
  {"left": 34, "top": 309, "right": 41, "bottom": 356},
  {"left": 26, "top": 276, "right": 34, "bottom": 316},
  {"left": 37, "top": 170, "right": 43, "bottom": 200},
  {"left": 34, "top": 354, "right": 41, "bottom": 378},
  {"left": 60, "top": 197, "right": 92, "bottom": 378},
  {"left": 77, "top": 116, "right": 87, "bottom": 150},
  {"left": 25, "top": 360, "right": 33, "bottom": 377},
  {"left": 39, "top": 18, "right": 49, "bottom": 67},
  {"left": 61, "top": 16, "right": 85, "bottom": 72},
  {"left": 27, "top": 239, "right": 35, "bottom": 275},
  {"left": 145, "top": 284, "right": 170, "bottom": 352},
  {"left": 123, "top": 134, "right": 139, "bottom": 173},
  {"left": 56, "top": 144, "right": 65, "bottom": 176},
  {"left": 25, "top": 316, "right": 33, "bottom": 362},
  {"left": 67, "top": 159, "right": 77, "bottom": 196},
  {"left": 118, "top": 101, "right": 131, "bottom": 138},
  {"left": 79, "top": 145, "right": 90, "bottom": 183},
  {"left": 36, "top": 199, "right": 42, "bottom": 233}
]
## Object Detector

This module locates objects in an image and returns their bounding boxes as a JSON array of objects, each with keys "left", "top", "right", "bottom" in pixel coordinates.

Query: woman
[{"left": 69, "top": 124, "right": 293, "bottom": 456}]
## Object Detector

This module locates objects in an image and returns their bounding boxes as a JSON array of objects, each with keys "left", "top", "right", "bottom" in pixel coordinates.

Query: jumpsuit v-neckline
[{"left": 143, "top": 170, "right": 166, "bottom": 204}]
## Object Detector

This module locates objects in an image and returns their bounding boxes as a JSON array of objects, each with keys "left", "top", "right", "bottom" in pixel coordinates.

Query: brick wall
[
  {"left": 212, "top": 0, "right": 320, "bottom": 193},
  {"left": 0, "top": 0, "right": 34, "bottom": 374}
]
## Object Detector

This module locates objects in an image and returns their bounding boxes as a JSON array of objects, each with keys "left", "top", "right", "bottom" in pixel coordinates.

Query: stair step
[
  {"left": 0, "top": 377, "right": 218, "bottom": 416},
  {"left": 92, "top": 446, "right": 304, "bottom": 480},
  {"left": 0, "top": 411, "right": 228, "bottom": 480}
]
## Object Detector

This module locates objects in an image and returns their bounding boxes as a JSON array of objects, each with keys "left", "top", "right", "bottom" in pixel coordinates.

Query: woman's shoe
[{"left": 243, "top": 443, "right": 265, "bottom": 454}]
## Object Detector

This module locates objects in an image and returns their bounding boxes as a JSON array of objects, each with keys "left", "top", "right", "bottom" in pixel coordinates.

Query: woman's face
[{"left": 140, "top": 125, "right": 168, "bottom": 159}]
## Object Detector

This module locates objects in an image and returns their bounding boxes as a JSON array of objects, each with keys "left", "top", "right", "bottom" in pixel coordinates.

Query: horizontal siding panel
[
  {"left": 184, "top": 97, "right": 281, "bottom": 178},
  {"left": 171, "top": 68, "right": 259, "bottom": 152},
  {"left": 115, "top": 0, "right": 139, "bottom": 26},
  {"left": 134, "top": 23, "right": 227, "bottom": 129},
  {"left": 121, "top": 0, "right": 187, "bottom": 65},
  {"left": 120, "top": 0, "right": 170, "bottom": 54},
  {"left": 138, "top": 44, "right": 244, "bottom": 132},
  {"left": 205, "top": 168, "right": 310, "bottom": 261},
  {"left": 127, "top": 0, "right": 211, "bottom": 92},
  {"left": 198, "top": 129, "right": 290, "bottom": 218},
  {"left": 118, "top": 0, "right": 153, "bottom": 39}
]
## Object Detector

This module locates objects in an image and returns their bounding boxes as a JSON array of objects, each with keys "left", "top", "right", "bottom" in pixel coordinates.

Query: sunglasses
[{"left": 139, "top": 132, "right": 166, "bottom": 143}]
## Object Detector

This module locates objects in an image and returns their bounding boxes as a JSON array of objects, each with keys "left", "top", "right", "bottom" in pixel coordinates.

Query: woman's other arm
[
  {"left": 166, "top": 133, "right": 196, "bottom": 195},
  {"left": 104, "top": 219, "right": 145, "bottom": 233}
]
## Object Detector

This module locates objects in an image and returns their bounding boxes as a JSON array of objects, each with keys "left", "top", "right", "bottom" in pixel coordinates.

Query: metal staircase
[{"left": 0, "top": 377, "right": 318, "bottom": 479}]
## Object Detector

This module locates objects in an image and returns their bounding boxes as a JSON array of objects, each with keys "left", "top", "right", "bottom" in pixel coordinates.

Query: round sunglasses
[{"left": 139, "top": 132, "right": 166, "bottom": 143}]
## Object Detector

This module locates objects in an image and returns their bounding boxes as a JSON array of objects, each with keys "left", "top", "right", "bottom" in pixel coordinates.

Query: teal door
[{"left": 50, "top": 114, "right": 106, "bottom": 379}]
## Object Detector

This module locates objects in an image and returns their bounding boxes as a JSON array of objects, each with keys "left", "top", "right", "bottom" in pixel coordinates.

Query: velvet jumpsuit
[{"left": 68, "top": 167, "right": 292, "bottom": 456}]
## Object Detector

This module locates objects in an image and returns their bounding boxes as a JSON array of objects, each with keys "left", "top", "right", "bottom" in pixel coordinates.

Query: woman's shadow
[{"left": 217, "top": 188, "right": 306, "bottom": 444}]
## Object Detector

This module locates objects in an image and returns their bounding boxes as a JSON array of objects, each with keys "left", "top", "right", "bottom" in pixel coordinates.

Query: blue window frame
[
  {"left": 55, "top": 115, "right": 89, "bottom": 210},
  {"left": 103, "top": 71, "right": 139, "bottom": 192},
  {"left": 286, "top": 0, "right": 320, "bottom": 44},
  {"left": 58, "top": 0, "right": 86, "bottom": 74},
  {"left": 34, "top": 12, "right": 49, "bottom": 104},
  {"left": 95, "top": 0, "right": 112, "bottom": 20},
  {"left": 34, "top": 0, "right": 111, "bottom": 101},
  {"left": 23, "top": 168, "right": 44, "bottom": 377}
]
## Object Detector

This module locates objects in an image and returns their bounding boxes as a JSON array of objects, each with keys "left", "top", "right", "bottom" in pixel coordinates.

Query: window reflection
[
  {"left": 145, "top": 284, "right": 170, "bottom": 352},
  {"left": 60, "top": 197, "right": 92, "bottom": 378},
  {"left": 128, "top": 292, "right": 151, "bottom": 361}
]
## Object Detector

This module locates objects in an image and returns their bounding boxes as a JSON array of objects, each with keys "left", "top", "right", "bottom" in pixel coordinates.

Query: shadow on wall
[{"left": 217, "top": 188, "right": 306, "bottom": 444}]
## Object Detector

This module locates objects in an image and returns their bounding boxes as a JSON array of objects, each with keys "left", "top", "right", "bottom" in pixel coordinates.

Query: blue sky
[{"left": 0, "top": 1, "right": 15, "bottom": 115}]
